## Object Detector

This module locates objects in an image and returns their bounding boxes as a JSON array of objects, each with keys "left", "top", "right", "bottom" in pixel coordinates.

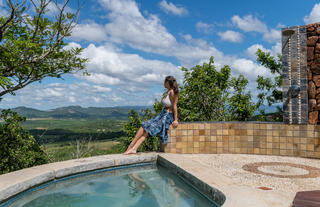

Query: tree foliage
[
  {"left": 177, "top": 56, "right": 255, "bottom": 122},
  {"left": 255, "top": 49, "right": 282, "bottom": 121},
  {"left": 0, "top": 0, "right": 88, "bottom": 99},
  {"left": 178, "top": 57, "right": 231, "bottom": 121},
  {"left": 228, "top": 74, "right": 255, "bottom": 121},
  {"left": 0, "top": 109, "right": 48, "bottom": 174}
]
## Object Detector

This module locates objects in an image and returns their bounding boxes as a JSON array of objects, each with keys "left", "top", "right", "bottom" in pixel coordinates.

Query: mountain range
[
  {"left": 1, "top": 104, "right": 280, "bottom": 119},
  {"left": 1, "top": 105, "right": 153, "bottom": 119}
]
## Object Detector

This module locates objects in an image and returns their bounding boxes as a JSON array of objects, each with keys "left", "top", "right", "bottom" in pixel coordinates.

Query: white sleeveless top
[{"left": 161, "top": 90, "right": 172, "bottom": 107}]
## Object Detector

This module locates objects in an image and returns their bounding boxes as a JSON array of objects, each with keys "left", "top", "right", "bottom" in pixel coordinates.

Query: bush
[{"left": 0, "top": 109, "right": 48, "bottom": 174}]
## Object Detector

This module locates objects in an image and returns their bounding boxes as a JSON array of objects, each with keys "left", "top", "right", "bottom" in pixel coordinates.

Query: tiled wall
[{"left": 165, "top": 122, "right": 320, "bottom": 158}]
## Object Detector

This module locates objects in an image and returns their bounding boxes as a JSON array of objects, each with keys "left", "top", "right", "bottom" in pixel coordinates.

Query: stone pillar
[
  {"left": 306, "top": 23, "right": 320, "bottom": 124},
  {"left": 282, "top": 25, "right": 308, "bottom": 124}
]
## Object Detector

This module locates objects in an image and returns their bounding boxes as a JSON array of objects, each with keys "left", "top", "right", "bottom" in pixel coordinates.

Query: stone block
[
  {"left": 307, "top": 36, "right": 318, "bottom": 46},
  {"left": 308, "top": 80, "right": 316, "bottom": 98}
]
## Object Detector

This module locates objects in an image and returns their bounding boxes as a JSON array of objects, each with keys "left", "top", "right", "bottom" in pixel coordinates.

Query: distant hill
[
  {"left": 2, "top": 104, "right": 281, "bottom": 120},
  {"left": 2, "top": 105, "right": 153, "bottom": 120}
]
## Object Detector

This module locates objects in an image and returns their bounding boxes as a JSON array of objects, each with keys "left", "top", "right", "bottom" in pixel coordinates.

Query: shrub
[{"left": 0, "top": 109, "right": 48, "bottom": 174}]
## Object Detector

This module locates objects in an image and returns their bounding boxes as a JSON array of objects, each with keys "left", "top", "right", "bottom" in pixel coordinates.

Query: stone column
[
  {"left": 306, "top": 23, "right": 320, "bottom": 124},
  {"left": 282, "top": 25, "right": 308, "bottom": 124}
]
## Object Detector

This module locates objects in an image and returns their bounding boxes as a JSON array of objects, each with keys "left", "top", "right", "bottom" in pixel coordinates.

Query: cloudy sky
[{"left": 1, "top": 0, "right": 320, "bottom": 110}]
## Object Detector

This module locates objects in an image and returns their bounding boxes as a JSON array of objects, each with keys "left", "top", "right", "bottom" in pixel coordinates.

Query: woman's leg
[
  {"left": 124, "top": 130, "right": 148, "bottom": 154},
  {"left": 123, "top": 126, "right": 145, "bottom": 154}
]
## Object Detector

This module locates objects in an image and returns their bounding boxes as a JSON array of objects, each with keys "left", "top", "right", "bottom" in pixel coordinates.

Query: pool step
[{"left": 292, "top": 190, "right": 320, "bottom": 207}]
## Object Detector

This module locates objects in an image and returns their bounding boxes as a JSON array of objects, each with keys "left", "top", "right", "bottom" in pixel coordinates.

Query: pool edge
[
  {"left": 0, "top": 153, "right": 158, "bottom": 203},
  {"left": 157, "top": 155, "right": 226, "bottom": 206}
]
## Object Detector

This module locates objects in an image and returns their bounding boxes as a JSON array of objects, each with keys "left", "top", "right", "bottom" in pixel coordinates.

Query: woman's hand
[{"left": 172, "top": 120, "right": 178, "bottom": 128}]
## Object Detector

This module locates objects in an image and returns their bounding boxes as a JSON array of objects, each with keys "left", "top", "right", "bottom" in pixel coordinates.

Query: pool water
[{"left": 2, "top": 163, "right": 219, "bottom": 207}]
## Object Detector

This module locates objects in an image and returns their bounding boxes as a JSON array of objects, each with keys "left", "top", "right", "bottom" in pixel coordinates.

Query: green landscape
[{"left": 1, "top": 106, "right": 152, "bottom": 163}]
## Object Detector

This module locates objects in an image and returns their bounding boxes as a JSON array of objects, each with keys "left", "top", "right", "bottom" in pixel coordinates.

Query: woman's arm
[{"left": 170, "top": 90, "right": 179, "bottom": 127}]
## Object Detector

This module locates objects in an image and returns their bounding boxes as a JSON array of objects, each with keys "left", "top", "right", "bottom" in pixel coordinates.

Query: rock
[
  {"left": 307, "top": 36, "right": 319, "bottom": 46},
  {"left": 317, "top": 87, "right": 320, "bottom": 95},
  {"left": 309, "top": 99, "right": 317, "bottom": 111},
  {"left": 309, "top": 111, "right": 318, "bottom": 124},
  {"left": 316, "top": 43, "right": 320, "bottom": 54},
  {"left": 308, "top": 26, "right": 315, "bottom": 32},
  {"left": 309, "top": 81, "right": 316, "bottom": 98},
  {"left": 308, "top": 68, "right": 313, "bottom": 81},
  {"left": 311, "top": 59, "right": 320, "bottom": 74},
  {"left": 316, "top": 93, "right": 320, "bottom": 100},
  {"left": 307, "top": 23, "right": 316, "bottom": 28},
  {"left": 308, "top": 47, "right": 315, "bottom": 60},
  {"left": 317, "top": 27, "right": 320, "bottom": 35},
  {"left": 313, "top": 75, "right": 320, "bottom": 87}
]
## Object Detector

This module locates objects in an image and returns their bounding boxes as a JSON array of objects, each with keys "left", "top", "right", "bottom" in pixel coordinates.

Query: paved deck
[
  {"left": 160, "top": 153, "right": 320, "bottom": 207},
  {"left": 1, "top": 153, "right": 320, "bottom": 207}
]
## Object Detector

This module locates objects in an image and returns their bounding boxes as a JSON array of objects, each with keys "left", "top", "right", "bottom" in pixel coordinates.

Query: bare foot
[{"left": 123, "top": 148, "right": 136, "bottom": 155}]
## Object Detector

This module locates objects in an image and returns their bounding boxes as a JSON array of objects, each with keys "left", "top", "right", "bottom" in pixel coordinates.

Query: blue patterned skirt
[{"left": 141, "top": 108, "right": 174, "bottom": 144}]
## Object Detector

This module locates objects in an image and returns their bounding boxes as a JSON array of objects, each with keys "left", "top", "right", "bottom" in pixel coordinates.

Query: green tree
[
  {"left": 178, "top": 56, "right": 231, "bottom": 121},
  {"left": 0, "top": 0, "right": 88, "bottom": 99},
  {"left": 0, "top": 0, "right": 88, "bottom": 172},
  {"left": 228, "top": 74, "right": 256, "bottom": 121},
  {"left": 0, "top": 109, "right": 48, "bottom": 174},
  {"left": 255, "top": 49, "right": 282, "bottom": 121}
]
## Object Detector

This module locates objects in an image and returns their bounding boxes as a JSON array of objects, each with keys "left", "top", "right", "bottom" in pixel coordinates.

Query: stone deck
[{"left": 1, "top": 153, "right": 320, "bottom": 207}]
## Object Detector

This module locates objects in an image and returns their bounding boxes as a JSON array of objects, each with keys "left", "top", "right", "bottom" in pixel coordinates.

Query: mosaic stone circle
[{"left": 242, "top": 162, "right": 320, "bottom": 178}]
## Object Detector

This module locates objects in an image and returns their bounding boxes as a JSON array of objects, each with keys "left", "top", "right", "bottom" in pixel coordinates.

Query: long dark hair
[{"left": 165, "top": 76, "right": 179, "bottom": 95}]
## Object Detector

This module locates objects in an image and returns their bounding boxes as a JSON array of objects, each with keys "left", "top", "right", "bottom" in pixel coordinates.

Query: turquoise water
[{"left": 2, "top": 164, "right": 219, "bottom": 207}]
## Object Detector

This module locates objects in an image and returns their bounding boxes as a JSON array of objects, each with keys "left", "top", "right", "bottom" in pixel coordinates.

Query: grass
[
  {"left": 22, "top": 118, "right": 127, "bottom": 133},
  {"left": 42, "top": 138, "right": 125, "bottom": 163}
]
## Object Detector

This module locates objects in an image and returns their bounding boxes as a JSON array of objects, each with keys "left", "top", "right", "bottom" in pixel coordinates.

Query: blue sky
[{"left": 1, "top": 0, "right": 320, "bottom": 110}]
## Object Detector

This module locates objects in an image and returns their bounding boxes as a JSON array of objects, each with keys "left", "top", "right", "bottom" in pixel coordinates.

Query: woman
[{"left": 123, "top": 76, "right": 179, "bottom": 155}]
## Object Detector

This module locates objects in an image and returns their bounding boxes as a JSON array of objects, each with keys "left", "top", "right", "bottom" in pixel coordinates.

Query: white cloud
[
  {"left": 246, "top": 43, "right": 281, "bottom": 61},
  {"left": 71, "top": 21, "right": 107, "bottom": 42},
  {"left": 94, "top": 0, "right": 225, "bottom": 67},
  {"left": 271, "top": 42, "right": 281, "bottom": 56},
  {"left": 217, "top": 30, "right": 243, "bottom": 43},
  {"left": 63, "top": 42, "right": 81, "bottom": 50},
  {"left": 230, "top": 58, "right": 272, "bottom": 80},
  {"left": 0, "top": 81, "right": 146, "bottom": 110},
  {"left": 80, "top": 73, "right": 121, "bottom": 85},
  {"left": 304, "top": 3, "right": 320, "bottom": 24},
  {"left": 69, "top": 96, "right": 76, "bottom": 103},
  {"left": 276, "top": 23, "right": 286, "bottom": 29},
  {"left": 196, "top": 21, "right": 214, "bottom": 33},
  {"left": 93, "top": 85, "right": 112, "bottom": 92},
  {"left": 1, "top": 0, "right": 278, "bottom": 109},
  {"left": 98, "top": 0, "right": 177, "bottom": 54},
  {"left": 94, "top": 0, "right": 272, "bottom": 81},
  {"left": 158, "top": 0, "right": 188, "bottom": 16},
  {"left": 231, "top": 15, "right": 268, "bottom": 33},
  {"left": 76, "top": 43, "right": 184, "bottom": 86},
  {"left": 246, "top": 44, "right": 268, "bottom": 60},
  {"left": 263, "top": 29, "right": 281, "bottom": 43}
]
